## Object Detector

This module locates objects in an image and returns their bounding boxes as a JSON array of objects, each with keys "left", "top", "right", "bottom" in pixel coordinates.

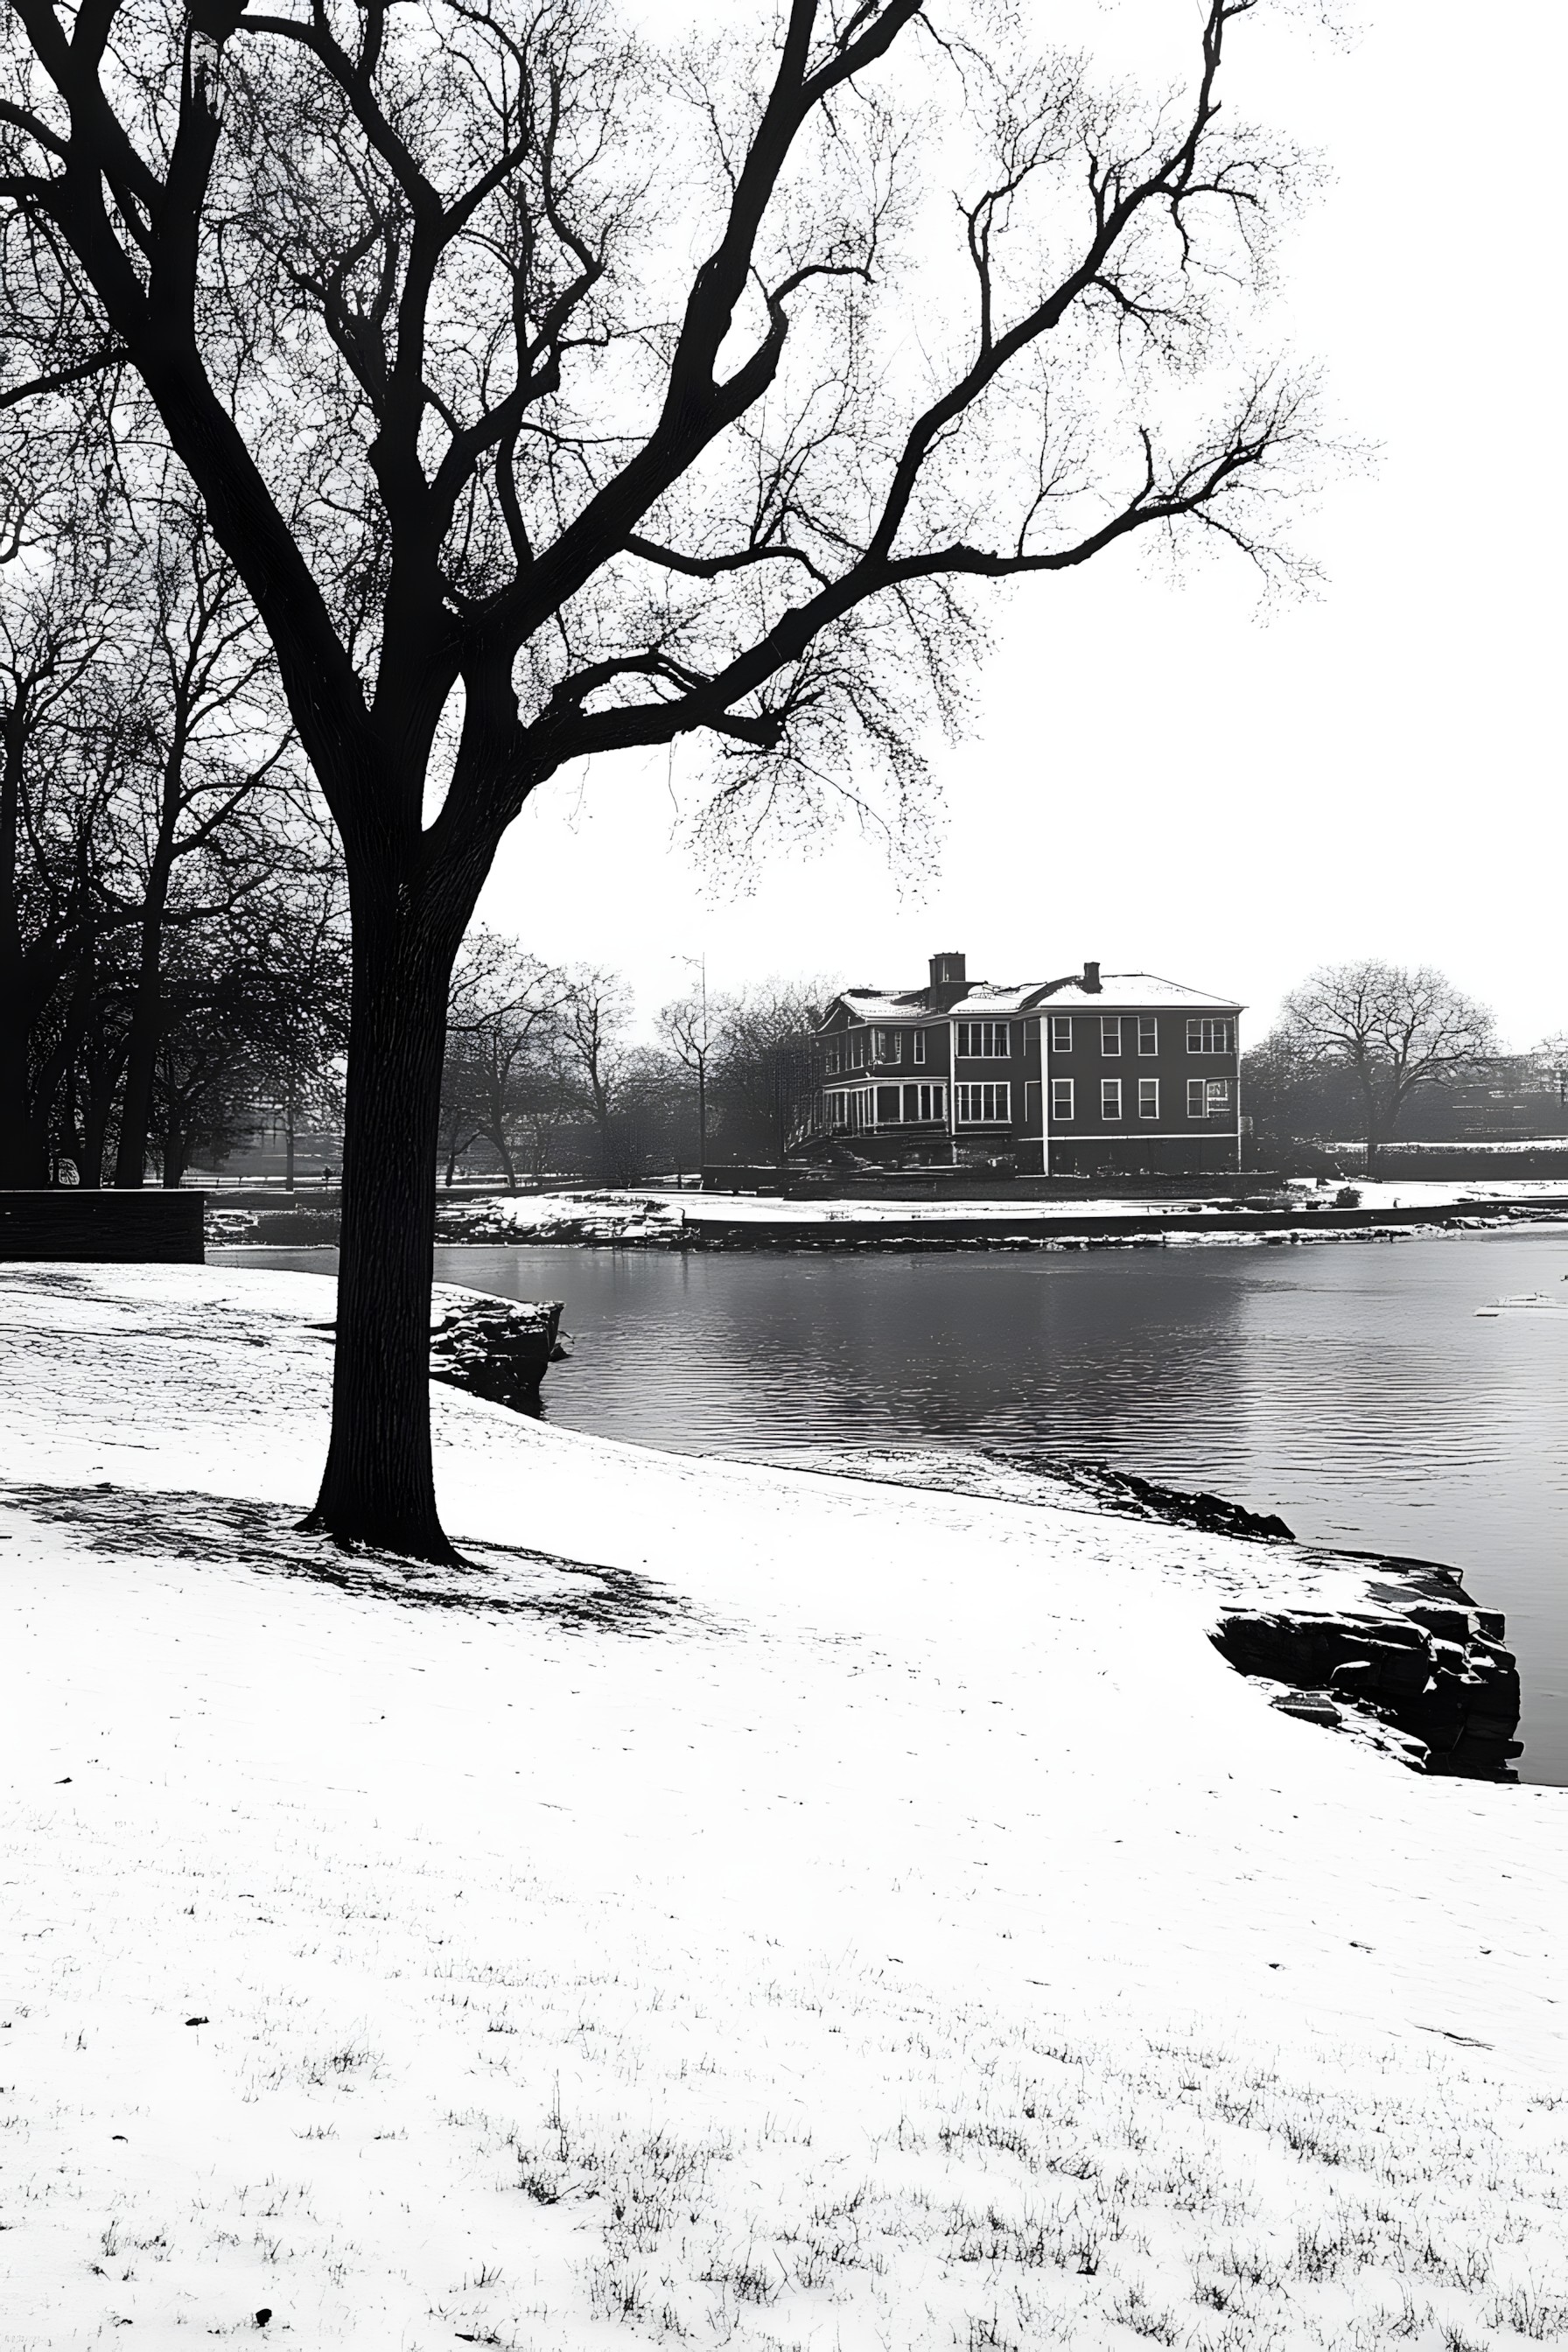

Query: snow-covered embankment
[{"left": 2, "top": 1264, "right": 1566, "bottom": 2349}]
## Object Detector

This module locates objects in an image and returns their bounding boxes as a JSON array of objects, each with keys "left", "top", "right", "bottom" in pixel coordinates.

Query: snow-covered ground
[
  {"left": 425, "top": 1178, "right": 1568, "bottom": 1247},
  {"left": 4, "top": 1263, "right": 1568, "bottom": 2350}
]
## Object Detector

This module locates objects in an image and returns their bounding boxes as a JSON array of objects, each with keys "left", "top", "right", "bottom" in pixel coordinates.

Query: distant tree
[
  {"left": 441, "top": 932, "right": 567, "bottom": 1190},
  {"left": 4, "top": 0, "right": 1326, "bottom": 1555},
  {"left": 146, "top": 872, "right": 350, "bottom": 1188},
  {"left": 1530, "top": 1032, "right": 1568, "bottom": 1108},
  {"left": 558, "top": 970, "right": 636, "bottom": 1181},
  {"left": 108, "top": 491, "right": 300, "bottom": 1186},
  {"left": 711, "top": 979, "right": 831, "bottom": 1163},
  {"left": 1274, "top": 962, "right": 1497, "bottom": 1172},
  {"left": 656, "top": 982, "right": 719, "bottom": 1173},
  {"left": 0, "top": 503, "right": 125, "bottom": 1185}
]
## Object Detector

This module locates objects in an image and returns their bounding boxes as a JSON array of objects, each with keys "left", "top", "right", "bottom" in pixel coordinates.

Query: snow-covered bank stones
[
  {"left": 755, "top": 1450, "right": 1524, "bottom": 1779},
  {"left": 4, "top": 1265, "right": 1568, "bottom": 2350}
]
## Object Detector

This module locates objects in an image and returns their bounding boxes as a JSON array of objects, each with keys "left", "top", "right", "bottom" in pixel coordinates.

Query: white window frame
[
  {"left": 955, "top": 1082, "right": 1012, "bottom": 1125},
  {"left": 1186, "top": 1018, "right": 1235, "bottom": 1055},
  {"left": 949, "top": 1030, "right": 1011, "bottom": 1068},
  {"left": 1186, "top": 1078, "right": 1206, "bottom": 1117},
  {"left": 1138, "top": 1077, "right": 1158, "bottom": 1121},
  {"left": 1101, "top": 1077, "right": 1122, "bottom": 1120},
  {"left": 1051, "top": 1077, "right": 1074, "bottom": 1122},
  {"left": 872, "top": 1028, "right": 902, "bottom": 1065},
  {"left": 849, "top": 1030, "right": 866, "bottom": 1069},
  {"left": 1207, "top": 1079, "right": 1232, "bottom": 1113},
  {"left": 900, "top": 1081, "right": 946, "bottom": 1123},
  {"left": 824, "top": 1042, "right": 840, "bottom": 1076},
  {"left": 1138, "top": 1017, "right": 1158, "bottom": 1056},
  {"left": 956, "top": 1020, "right": 1011, "bottom": 1060},
  {"left": 913, "top": 1030, "right": 928, "bottom": 1066},
  {"left": 1050, "top": 1015, "right": 1073, "bottom": 1054},
  {"left": 1101, "top": 1016, "right": 1122, "bottom": 1057}
]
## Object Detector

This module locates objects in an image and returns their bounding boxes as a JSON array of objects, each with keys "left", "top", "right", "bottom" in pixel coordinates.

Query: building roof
[{"left": 824, "top": 971, "right": 1242, "bottom": 1026}]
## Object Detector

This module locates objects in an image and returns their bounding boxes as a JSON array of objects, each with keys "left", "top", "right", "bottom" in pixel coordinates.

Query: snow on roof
[
  {"left": 823, "top": 972, "right": 1242, "bottom": 1026},
  {"left": 1029, "top": 973, "right": 1243, "bottom": 1013}
]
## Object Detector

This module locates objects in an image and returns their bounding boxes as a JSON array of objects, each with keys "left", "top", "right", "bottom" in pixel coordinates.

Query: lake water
[{"left": 221, "top": 1229, "right": 1568, "bottom": 1783}]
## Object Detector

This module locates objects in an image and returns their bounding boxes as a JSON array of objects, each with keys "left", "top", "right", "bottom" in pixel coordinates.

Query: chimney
[
  {"left": 928, "top": 950, "right": 968, "bottom": 1007},
  {"left": 1082, "top": 960, "right": 1102, "bottom": 994}
]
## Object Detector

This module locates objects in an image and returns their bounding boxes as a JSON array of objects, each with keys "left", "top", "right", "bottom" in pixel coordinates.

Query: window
[
  {"left": 825, "top": 1088, "right": 869, "bottom": 1132},
  {"left": 1138, "top": 1017, "right": 1158, "bottom": 1056},
  {"left": 1101, "top": 1016, "right": 1121, "bottom": 1056},
  {"left": 1186, "top": 1078, "right": 1206, "bottom": 1117},
  {"left": 848, "top": 1030, "right": 865, "bottom": 1068},
  {"left": 956, "top": 1082, "right": 1011, "bottom": 1124},
  {"left": 1050, "top": 1015, "right": 1073, "bottom": 1053},
  {"left": 1101, "top": 1077, "right": 1123, "bottom": 1119},
  {"left": 1138, "top": 1078, "right": 1158, "bottom": 1121},
  {"left": 956, "top": 1021, "right": 1011, "bottom": 1059},
  {"left": 875, "top": 1084, "right": 901, "bottom": 1123},
  {"left": 1051, "top": 1077, "right": 1074, "bottom": 1122},
  {"left": 901, "top": 1082, "right": 946, "bottom": 1122},
  {"left": 824, "top": 1042, "right": 840, "bottom": 1075},
  {"left": 1186, "top": 1018, "right": 1235, "bottom": 1054},
  {"left": 1207, "top": 1080, "right": 1231, "bottom": 1113},
  {"left": 913, "top": 1030, "right": 928, "bottom": 1066},
  {"left": 872, "top": 1028, "right": 902, "bottom": 1064}
]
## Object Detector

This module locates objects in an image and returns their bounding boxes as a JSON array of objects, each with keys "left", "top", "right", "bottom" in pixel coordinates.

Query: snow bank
[{"left": 3, "top": 1264, "right": 1567, "bottom": 2349}]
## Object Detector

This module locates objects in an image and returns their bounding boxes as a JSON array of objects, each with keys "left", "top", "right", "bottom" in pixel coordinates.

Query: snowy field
[
  {"left": 4, "top": 1264, "right": 1568, "bottom": 2350},
  {"left": 429, "top": 1180, "right": 1568, "bottom": 1247}
]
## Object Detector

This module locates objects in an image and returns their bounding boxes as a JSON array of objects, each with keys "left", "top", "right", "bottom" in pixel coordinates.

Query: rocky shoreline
[
  {"left": 1041, "top": 1458, "right": 1524, "bottom": 1780},
  {"left": 755, "top": 1445, "right": 1527, "bottom": 1782}
]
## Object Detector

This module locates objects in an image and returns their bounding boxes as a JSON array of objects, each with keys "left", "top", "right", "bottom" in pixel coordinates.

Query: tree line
[
  {"left": 3, "top": 471, "right": 350, "bottom": 1190},
  {"left": 439, "top": 945, "right": 824, "bottom": 1187}
]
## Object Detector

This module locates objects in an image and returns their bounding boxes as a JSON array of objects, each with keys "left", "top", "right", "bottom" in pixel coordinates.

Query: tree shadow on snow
[{"left": 4, "top": 1481, "right": 703, "bottom": 1639}]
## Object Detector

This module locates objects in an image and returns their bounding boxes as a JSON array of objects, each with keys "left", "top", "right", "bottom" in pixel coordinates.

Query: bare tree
[
  {"left": 0, "top": 509, "right": 122, "bottom": 1185},
  {"left": 657, "top": 979, "right": 719, "bottom": 1173},
  {"left": 557, "top": 967, "right": 634, "bottom": 1180},
  {"left": 1275, "top": 962, "right": 1497, "bottom": 1172},
  {"left": 712, "top": 977, "right": 832, "bottom": 1162},
  {"left": 4, "top": 0, "right": 1325, "bottom": 1554},
  {"left": 109, "top": 491, "right": 298, "bottom": 1185},
  {"left": 441, "top": 928, "right": 565, "bottom": 1189}
]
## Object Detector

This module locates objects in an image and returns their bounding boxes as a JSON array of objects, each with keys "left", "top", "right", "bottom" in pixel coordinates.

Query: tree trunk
[
  {"left": 0, "top": 1022, "right": 46, "bottom": 1186},
  {"left": 304, "top": 896, "right": 461, "bottom": 1562}
]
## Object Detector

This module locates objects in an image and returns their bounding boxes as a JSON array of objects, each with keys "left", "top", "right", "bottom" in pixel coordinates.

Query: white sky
[{"left": 477, "top": 2, "right": 1564, "bottom": 1051}]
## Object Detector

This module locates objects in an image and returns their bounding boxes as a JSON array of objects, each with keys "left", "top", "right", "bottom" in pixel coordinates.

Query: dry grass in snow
[{"left": 2, "top": 1264, "right": 1567, "bottom": 2349}]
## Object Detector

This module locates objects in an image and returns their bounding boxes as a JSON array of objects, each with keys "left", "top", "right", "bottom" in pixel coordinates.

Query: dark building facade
[{"left": 806, "top": 954, "right": 1242, "bottom": 1175}]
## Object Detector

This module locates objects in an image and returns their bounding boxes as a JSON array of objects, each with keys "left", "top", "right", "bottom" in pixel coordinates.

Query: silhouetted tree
[{"left": 5, "top": 0, "right": 1325, "bottom": 1553}]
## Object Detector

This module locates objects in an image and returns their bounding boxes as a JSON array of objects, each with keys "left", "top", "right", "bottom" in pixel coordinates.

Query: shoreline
[{"left": 206, "top": 1185, "right": 1568, "bottom": 1254}]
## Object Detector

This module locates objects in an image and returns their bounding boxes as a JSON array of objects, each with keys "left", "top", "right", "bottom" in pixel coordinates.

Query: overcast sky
[{"left": 476, "top": 3, "right": 1563, "bottom": 1051}]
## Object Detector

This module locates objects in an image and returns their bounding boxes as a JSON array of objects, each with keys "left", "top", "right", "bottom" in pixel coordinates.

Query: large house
[{"left": 807, "top": 953, "right": 1242, "bottom": 1175}]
